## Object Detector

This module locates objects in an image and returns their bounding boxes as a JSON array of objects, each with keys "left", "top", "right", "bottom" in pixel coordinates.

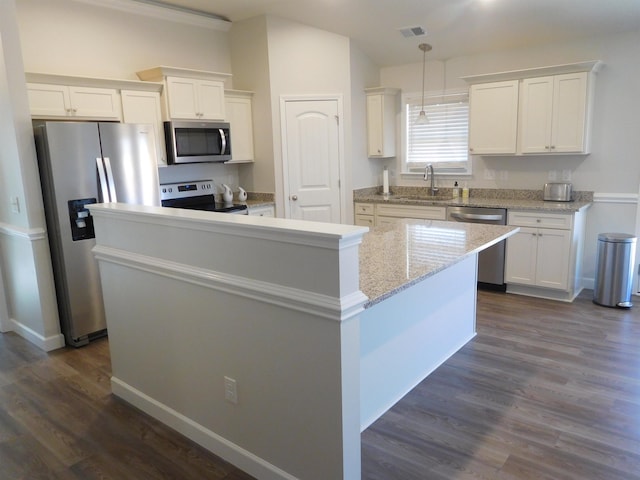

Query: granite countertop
[
  {"left": 359, "top": 219, "right": 518, "bottom": 307},
  {"left": 354, "top": 187, "right": 593, "bottom": 213},
  {"left": 244, "top": 199, "right": 275, "bottom": 209}
]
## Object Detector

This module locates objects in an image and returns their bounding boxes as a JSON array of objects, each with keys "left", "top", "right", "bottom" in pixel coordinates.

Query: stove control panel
[{"left": 160, "top": 180, "right": 214, "bottom": 200}]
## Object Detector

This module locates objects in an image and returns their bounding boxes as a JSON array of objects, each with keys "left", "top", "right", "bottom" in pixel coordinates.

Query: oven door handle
[{"left": 449, "top": 212, "right": 504, "bottom": 222}]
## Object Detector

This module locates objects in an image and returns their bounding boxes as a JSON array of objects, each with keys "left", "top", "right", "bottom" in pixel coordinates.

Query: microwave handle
[{"left": 219, "top": 128, "right": 227, "bottom": 155}]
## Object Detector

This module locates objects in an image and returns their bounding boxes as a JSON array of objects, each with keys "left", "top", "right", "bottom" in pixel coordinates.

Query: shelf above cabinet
[
  {"left": 461, "top": 60, "right": 603, "bottom": 84},
  {"left": 136, "top": 66, "right": 231, "bottom": 83},
  {"left": 25, "top": 72, "right": 163, "bottom": 92}
]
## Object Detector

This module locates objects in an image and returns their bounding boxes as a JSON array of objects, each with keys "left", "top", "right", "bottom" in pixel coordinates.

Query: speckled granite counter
[
  {"left": 354, "top": 187, "right": 593, "bottom": 212},
  {"left": 359, "top": 219, "right": 518, "bottom": 307}
]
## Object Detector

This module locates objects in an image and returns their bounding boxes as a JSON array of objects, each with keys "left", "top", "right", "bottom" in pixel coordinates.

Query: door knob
[{"left": 291, "top": 195, "right": 298, "bottom": 201}]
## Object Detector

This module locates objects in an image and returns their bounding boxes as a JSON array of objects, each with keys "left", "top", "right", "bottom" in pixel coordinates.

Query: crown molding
[
  {"left": 71, "top": 0, "right": 232, "bottom": 31},
  {"left": 462, "top": 60, "right": 603, "bottom": 84}
]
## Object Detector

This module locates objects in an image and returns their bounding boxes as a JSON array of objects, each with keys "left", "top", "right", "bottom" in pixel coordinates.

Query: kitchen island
[{"left": 87, "top": 203, "right": 517, "bottom": 480}]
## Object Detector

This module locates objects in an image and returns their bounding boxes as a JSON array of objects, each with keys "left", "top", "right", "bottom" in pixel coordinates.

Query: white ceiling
[{"left": 141, "top": 0, "right": 640, "bottom": 66}]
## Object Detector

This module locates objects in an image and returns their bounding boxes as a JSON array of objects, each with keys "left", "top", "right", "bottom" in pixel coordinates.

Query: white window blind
[{"left": 405, "top": 93, "right": 469, "bottom": 171}]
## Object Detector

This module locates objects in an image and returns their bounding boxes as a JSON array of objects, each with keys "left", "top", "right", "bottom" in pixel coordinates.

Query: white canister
[{"left": 221, "top": 184, "right": 234, "bottom": 204}]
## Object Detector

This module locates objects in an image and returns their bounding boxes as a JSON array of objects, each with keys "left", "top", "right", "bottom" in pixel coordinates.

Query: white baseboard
[
  {"left": 110, "top": 377, "right": 298, "bottom": 480},
  {"left": 9, "top": 318, "right": 65, "bottom": 351}
]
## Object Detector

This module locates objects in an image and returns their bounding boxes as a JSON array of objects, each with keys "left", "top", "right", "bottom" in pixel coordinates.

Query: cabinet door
[
  {"left": 121, "top": 90, "right": 166, "bottom": 165},
  {"left": 366, "top": 94, "right": 384, "bottom": 156},
  {"left": 468, "top": 80, "right": 519, "bottom": 155},
  {"left": 519, "top": 76, "right": 554, "bottom": 153},
  {"left": 505, "top": 227, "right": 537, "bottom": 285},
  {"left": 551, "top": 72, "right": 588, "bottom": 153},
  {"left": 354, "top": 214, "right": 375, "bottom": 227},
  {"left": 197, "top": 80, "right": 226, "bottom": 120},
  {"left": 68, "top": 86, "right": 121, "bottom": 120},
  {"left": 248, "top": 205, "right": 275, "bottom": 217},
  {"left": 225, "top": 95, "right": 254, "bottom": 162},
  {"left": 376, "top": 204, "right": 446, "bottom": 220},
  {"left": 376, "top": 216, "right": 402, "bottom": 227},
  {"left": 166, "top": 76, "right": 199, "bottom": 119},
  {"left": 27, "top": 83, "right": 70, "bottom": 117},
  {"left": 535, "top": 228, "right": 571, "bottom": 290}
]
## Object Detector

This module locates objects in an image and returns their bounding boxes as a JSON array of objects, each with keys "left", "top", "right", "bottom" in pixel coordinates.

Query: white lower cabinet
[
  {"left": 354, "top": 203, "right": 446, "bottom": 227},
  {"left": 354, "top": 203, "right": 375, "bottom": 227},
  {"left": 506, "top": 209, "right": 586, "bottom": 301},
  {"left": 376, "top": 204, "right": 446, "bottom": 225},
  {"left": 248, "top": 205, "right": 275, "bottom": 217},
  {"left": 505, "top": 226, "right": 571, "bottom": 289}
]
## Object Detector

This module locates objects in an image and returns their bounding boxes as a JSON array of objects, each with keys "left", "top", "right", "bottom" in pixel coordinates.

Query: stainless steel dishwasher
[{"left": 447, "top": 206, "right": 507, "bottom": 290}]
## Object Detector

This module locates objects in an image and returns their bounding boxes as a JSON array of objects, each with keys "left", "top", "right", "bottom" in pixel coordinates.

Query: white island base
[{"left": 87, "top": 204, "right": 515, "bottom": 480}]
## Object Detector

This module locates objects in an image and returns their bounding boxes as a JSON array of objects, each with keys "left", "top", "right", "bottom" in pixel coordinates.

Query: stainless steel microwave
[{"left": 164, "top": 121, "right": 232, "bottom": 164}]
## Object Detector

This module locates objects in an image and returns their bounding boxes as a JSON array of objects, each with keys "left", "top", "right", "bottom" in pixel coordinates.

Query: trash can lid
[{"left": 598, "top": 232, "right": 637, "bottom": 243}]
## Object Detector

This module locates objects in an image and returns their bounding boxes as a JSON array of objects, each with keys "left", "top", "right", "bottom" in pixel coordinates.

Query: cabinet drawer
[
  {"left": 376, "top": 204, "right": 446, "bottom": 220},
  {"left": 354, "top": 203, "right": 375, "bottom": 215},
  {"left": 508, "top": 211, "right": 572, "bottom": 230},
  {"left": 354, "top": 214, "right": 375, "bottom": 227}
]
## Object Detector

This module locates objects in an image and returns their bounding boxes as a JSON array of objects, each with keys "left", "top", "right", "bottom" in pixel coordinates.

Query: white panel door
[{"left": 283, "top": 99, "right": 341, "bottom": 223}]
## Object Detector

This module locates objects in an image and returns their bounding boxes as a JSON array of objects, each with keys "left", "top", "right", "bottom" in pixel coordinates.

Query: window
[{"left": 403, "top": 92, "right": 470, "bottom": 174}]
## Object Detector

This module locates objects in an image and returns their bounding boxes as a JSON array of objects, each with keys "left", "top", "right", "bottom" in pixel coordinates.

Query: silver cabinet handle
[
  {"left": 291, "top": 195, "right": 298, "bottom": 201},
  {"left": 450, "top": 212, "right": 503, "bottom": 221}
]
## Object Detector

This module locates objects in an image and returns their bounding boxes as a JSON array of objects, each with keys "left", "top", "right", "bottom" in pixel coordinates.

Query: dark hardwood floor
[
  {"left": 1, "top": 289, "right": 639, "bottom": 479},
  {"left": 362, "top": 290, "right": 640, "bottom": 479}
]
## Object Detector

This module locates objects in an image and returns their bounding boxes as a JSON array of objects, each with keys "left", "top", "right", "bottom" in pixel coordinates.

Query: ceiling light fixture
[{"left": 416, "top": 43, "right": 432, "bottom": 125}]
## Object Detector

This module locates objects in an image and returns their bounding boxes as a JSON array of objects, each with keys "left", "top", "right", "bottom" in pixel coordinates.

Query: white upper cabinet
[
  {"left": 464, "top": 61, "right": 600, "bottom": 156},
  {"left": 27, "top": 83, "right": 122, "bottom": 120},
  {"left": 225, "top": 90, "right": 254, "bottom": 163},
  {"left": 137, "top": 67, "right": 231, "bottom": 122},
  {"left": 520, "top": 72, "right": 589, "bottom": 154},
  {"left": 468, "top": 80, "right": 519, "bottom": 155},
  {"left": 365, "top": 87, "right": 399, "bottom": 158},
  {"left": 166, "top": 76, "right": 225, "bottom": 120},
  {"left": 121, "top": 89, "right": 166, "bottom": 165}
]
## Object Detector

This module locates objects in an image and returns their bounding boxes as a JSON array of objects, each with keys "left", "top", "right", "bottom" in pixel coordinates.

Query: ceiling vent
[{"left": 398, "top": 26, "right": 427, "bottom": 38}]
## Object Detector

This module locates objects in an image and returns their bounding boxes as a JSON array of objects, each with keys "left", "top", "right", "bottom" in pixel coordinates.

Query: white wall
[
  {"left": 16, "top": 0, "right": 231, "bottom": 79},
  {"left": 266, "top": 16, "right": 352, "bottom": 218},
  {"left": 0, "top": 0, "right": 63, "bottom": 349},
  {"left": 230, "top": 16, "right": 275, "bottom": 195},
  {"left": 349, "top": 42, "right": 385, "bottom": 191},
  {"left": 16, "top": 0, "right": 244, "bottom": 196},
  {"left": 381, "top": 29, "right": 640, "bottom": 284}
]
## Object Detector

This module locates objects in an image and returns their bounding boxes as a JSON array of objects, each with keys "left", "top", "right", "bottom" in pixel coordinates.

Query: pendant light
[{"left": 416, "top": 43, "right": 432, "bottom": 125}]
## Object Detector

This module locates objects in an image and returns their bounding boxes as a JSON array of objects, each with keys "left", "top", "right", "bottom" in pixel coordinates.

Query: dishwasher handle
[{"left": 449, "top": 212, "right": 504, "bottom": 222}]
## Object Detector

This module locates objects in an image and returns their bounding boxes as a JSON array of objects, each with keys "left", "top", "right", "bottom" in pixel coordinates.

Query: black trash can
[{"left": 593, "top": 233, "right": 636, "bottom": 308}]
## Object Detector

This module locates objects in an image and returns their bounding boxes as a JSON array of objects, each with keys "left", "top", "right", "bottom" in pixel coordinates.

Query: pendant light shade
[{"left": 416, "top": 43, "right": 432, "bottom": 125}]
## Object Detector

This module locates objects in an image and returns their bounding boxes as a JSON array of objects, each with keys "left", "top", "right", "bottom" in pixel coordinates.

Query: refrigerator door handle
[
  {"left": 96, "top": 157, "right": 111, "bottom": 202},
  {"left": 103, "top": 157, "right": 118, "bottom": 202}
]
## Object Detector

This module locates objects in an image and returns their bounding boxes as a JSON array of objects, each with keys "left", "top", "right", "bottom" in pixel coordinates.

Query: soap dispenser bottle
[{"left": 452, "top": 181, "right": 460, "bottom": 198}]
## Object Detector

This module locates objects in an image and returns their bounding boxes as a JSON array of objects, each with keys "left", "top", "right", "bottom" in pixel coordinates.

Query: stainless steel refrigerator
[{"left": 34, "top": 121, "right": 161, "bottom": 347}]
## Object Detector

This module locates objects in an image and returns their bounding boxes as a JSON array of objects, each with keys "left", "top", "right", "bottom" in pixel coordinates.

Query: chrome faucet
[{"left": 423, "top": 164, "right": 439, "bottom": 196}]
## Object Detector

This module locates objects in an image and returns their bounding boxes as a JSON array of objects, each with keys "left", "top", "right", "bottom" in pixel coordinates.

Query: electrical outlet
[
  {"left": 499, "top": 170, "right": 509, "bottom": 181},
  {"left": 561, "top": 169, "right": 572, "bottom": 181},
  {"left": 224, "top": 376, "right": 238, "bottom": 404},
  {"left": 548, "top": 170, "right": 558, "bottom": 181}
]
